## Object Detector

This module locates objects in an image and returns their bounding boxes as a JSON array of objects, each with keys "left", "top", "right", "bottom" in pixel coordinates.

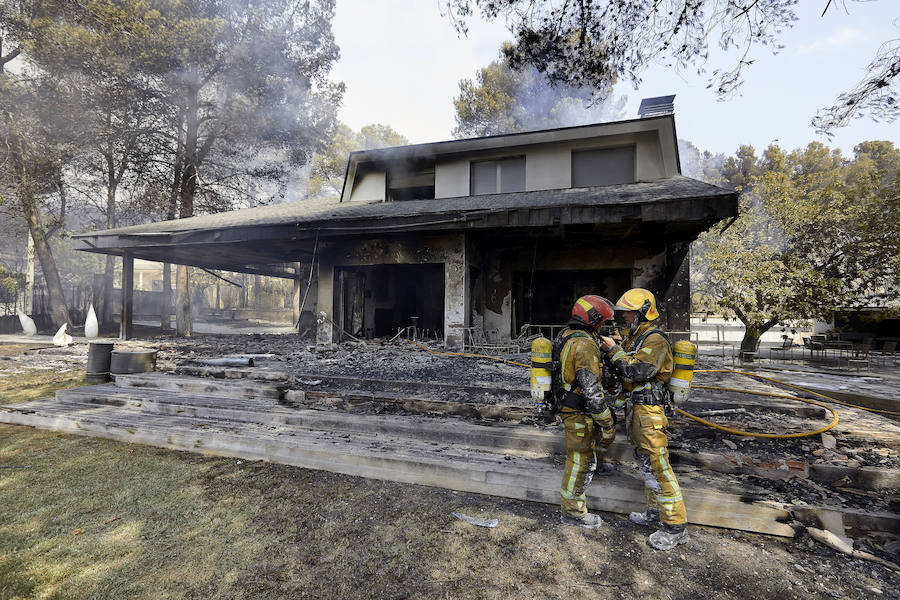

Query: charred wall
[
  {"left": 469, "top": 232, "right": 691, "bottom": 340},
  {"left": 312, "top": 228, "right": 692, "bottom": 348},
  {"left": 315, "top": 233, "right": 469, "bottom": 349}
]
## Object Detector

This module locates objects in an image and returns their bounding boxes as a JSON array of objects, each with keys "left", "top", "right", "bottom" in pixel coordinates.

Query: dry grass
[
  {"left": 0, "top": 369, "right": 87, "bottom": 403},
  {"left": 0, "top": 426, "right": 271, "bottom": 600},
  {"left": 0, "top": 343, "right": 89, "bottom": 404},
  {"left": 0, "top": 424, "right": 897, "bottom": 600}
]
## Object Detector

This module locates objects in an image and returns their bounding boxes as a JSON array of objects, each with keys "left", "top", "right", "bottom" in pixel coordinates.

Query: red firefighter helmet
[{"left": 570, "top": 295, "right": 614, "bottom": 332}]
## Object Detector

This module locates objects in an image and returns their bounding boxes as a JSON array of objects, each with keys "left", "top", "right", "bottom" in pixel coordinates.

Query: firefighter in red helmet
[{"left": 556, "top": 295, "right": 617, "bottom": 528}]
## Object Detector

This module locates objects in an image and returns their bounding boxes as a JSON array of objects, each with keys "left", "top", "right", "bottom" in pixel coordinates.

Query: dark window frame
[
  {"left": 571, "top": 145, "right": 636, "bottom": 188},
  {"left": 470, "top": 156, "right": 526, "bottom": 196}
]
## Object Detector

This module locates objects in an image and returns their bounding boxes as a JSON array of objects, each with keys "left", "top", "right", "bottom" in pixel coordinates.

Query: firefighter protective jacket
[
  {"left": 605, "top": 322, "right": 674, "bottom": 399},
  {"left": 558, "top": 328, "right": 612, "bottom": 420}
]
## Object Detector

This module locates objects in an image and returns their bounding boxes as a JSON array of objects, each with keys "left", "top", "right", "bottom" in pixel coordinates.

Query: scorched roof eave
[{"left": 72, "top": 176, "right": 737, "bottom": 250}]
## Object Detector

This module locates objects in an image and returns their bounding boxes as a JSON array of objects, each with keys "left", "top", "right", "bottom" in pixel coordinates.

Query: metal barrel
[
  {"left": 110, "top": 350, "right": 158, "bottom": 375},
  {"left": 86, "top": 343, "right": 114, "bottom": 383}
]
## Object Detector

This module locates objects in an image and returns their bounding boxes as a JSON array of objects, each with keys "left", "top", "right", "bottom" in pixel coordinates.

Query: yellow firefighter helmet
[{"left": 614, "top": 288, "right": 660, "bottom": 322}]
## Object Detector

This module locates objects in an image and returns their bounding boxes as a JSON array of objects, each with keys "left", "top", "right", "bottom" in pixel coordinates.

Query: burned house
[{"left": 73, "top": 113, "right": 738, "bottom": 349}]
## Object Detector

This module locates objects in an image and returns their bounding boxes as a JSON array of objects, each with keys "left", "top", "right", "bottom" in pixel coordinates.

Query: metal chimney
[{"left": 638, "top": 95, "right": 676, "bottom": 118}]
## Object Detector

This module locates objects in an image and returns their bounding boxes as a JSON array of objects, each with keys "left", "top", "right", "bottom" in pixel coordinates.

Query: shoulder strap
[
  {"left": 633, "top": 328, "right": 671, "bottom": 353},
  {"left": 553, "top": 330, "right": 591, "bottom": 360}
]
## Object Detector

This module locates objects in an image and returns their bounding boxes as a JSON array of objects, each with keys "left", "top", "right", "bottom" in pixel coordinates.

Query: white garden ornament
[
  {"left": 84, "top": 304, "right": 99, "bottom": 338},
  {"left": 17, "top": 311, "right": 37, "bottom": 336},
  {"left": 52, "top": 323, "right": 73, "bottom": 347}
]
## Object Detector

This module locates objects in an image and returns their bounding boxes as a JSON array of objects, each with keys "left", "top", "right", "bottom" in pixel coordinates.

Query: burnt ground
[{"left": 2, "top": 332, "right": 900, "bottom": 595}]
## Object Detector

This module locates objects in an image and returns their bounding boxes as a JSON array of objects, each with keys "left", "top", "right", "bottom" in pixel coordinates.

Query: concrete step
[
  {"left": 114, "top": 372, "right": 285, "bottom": 399},
  {"left": 175, "top": 364, "right": 292, "bottom": 382},
  {"left": 0, "top": 395, "right": 797, "bottom": 537},
  {"left": 289, "top": 372, "right": 530, "bottom": 397},
  {"left": 55, "top": 385, "right": 555, "bottom": 458},
  {"left": 54, "top": 384, "right": 843, "bottom": 487},
  {"left": 173, "top": 365, "right": 830, "bottom": 420},
  {"left": 3, "top": 394, "right": 897, "bottom": 539},
  {"left": 59, "top": 384, "right": 283, "bottom": 414}
]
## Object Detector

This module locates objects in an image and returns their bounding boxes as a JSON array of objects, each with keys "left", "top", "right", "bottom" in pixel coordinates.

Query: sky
[{"left": 330, "top": 0, "right": 899, "bottom": 157}]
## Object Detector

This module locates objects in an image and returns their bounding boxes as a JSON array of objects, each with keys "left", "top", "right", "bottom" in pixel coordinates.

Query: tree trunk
[
  {"left": 98, "top": 167, "right": 117, "bottom": 325},
  {"left": 161, "top": 153, "right": 181, "bottom": 332},
  {"left": 175, "top": 88, "right": 199, "bottom": 336},
  {"left": 736, "top": 312, "right": 779, "bottom": 362},
  {"left": 18, "top": 182, "right": 71, "bottom": 330},
  {"left": 97, "top": 138, "right": 123, "bottom": 326}
]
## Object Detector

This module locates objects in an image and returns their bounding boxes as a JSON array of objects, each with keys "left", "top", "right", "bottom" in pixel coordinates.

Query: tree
[
  {"left": 442, "top": 1, "right": 898, "bottom": 134},
  {"left": 21, "top": 1, "right": 173, "bottom": 326},
  {"left": 693, "top": 140, "right": 900, "bottom": 353},
  {"left": 0, "top": 74, "right": 81, "bottom": 329},
  {"left": 453, "top": 43, "right": 626, "bottom": 138},
  {"left": 307, "top": 122, "right": 408, "bottom": 198},
  {"left": 2, "top": 1, "right": 344, "bottom": 336},
  {"left": 148, "top": 0, "right": 343, "bottom": 335}
]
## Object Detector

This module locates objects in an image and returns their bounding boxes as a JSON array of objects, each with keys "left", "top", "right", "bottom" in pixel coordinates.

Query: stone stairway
[{"left": 2, "top": 372, "right": 895, "bottom": 539}]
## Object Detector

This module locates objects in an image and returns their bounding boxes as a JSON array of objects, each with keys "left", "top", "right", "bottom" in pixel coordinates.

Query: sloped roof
[
  {"left": 73, "top": 194, "right": 353, "bottom": 238},
  {"left": 72, "top": 175, "right": 737, "bottom": 275},
  {"left": 75, "top": 176, "right": 731, "bottom": 239}
]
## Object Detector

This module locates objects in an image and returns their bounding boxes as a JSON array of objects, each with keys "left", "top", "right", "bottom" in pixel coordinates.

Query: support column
[
  {"left": 444, "top": 234, "right": 468, "bottom": 350},
  {"left": 292, "top": 262, "right": 302, "bottom": 328},
  {"left": 161, "top": 263, "right": 171, "bottom": 331},
  {"left": 662, "top": 241, "right": 691, "bottom": 334},
  {"left": 315, "top": 262, "right": 334, "bottom": 347},
  {"left": 120, "top": 252, "right": 134, "bottom": 340}
]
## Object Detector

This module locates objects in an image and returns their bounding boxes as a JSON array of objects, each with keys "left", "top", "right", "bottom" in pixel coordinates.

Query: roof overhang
[{"left": 72, "top": 176, "right": 737, "bottom": 275}]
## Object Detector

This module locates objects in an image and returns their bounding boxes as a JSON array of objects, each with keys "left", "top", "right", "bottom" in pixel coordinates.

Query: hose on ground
[
  {"left": 679, "top": 368, "right": 839, "bottom": 438},
  {"left": 405, "top": 340, "right": 898, "bottom": 438},
  {"left": 696, "top": 369, "right": 900, "bottom": 417}
]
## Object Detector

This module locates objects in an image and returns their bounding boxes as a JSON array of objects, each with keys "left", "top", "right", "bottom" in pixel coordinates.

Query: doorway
[{"left": 337, "top": 264, "right": 445, "bottom": 340}]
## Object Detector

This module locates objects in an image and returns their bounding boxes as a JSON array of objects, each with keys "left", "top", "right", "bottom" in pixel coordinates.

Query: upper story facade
[{"left": 340, "top": 115, "right": 681, "bottom": 204}]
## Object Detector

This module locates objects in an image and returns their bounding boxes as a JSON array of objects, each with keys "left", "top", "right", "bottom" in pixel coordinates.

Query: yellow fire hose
[
  {"left": 407, "top": 340, "right": 899, "bottom": 438},
  {"left": 683, "top": 369, "right": 839, "bottom": 439}
]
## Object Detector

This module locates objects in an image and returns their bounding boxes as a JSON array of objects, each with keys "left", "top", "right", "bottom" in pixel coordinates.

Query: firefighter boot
[
  {"left": 629, "top": 508, "right": 659, "bottom": 527},
  {"left": 648, "top": 523, "right": 688, "bottom": 551},
  {"left": 561, "top": 512, "right": 604, "bottom": 529}
]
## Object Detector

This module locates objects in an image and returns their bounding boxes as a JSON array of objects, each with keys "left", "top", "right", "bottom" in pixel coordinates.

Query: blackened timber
[
  {"left": 120, "top": 252, "right": 134, "bottom": 340},
  {"left": 75, "top": 177, "right": 737, "bottom": 242}
]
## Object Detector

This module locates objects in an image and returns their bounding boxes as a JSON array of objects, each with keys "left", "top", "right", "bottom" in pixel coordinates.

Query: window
[
  {"left": 471, "top": 157, "right": 525, "bottom": 195},
  {"left": 572, "top": 147, "right": 635, "bottom": 187}
]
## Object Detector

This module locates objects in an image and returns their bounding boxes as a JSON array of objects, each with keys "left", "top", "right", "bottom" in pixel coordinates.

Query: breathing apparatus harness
[
  {"left": 551, "top": 327, "right": 593, "bottom": 413},
  {"left": 531, "top": 325, "right": 623, "bottom": 422},
  {"left": 622, "top": 327, "right": 673, "bottom": 409}
]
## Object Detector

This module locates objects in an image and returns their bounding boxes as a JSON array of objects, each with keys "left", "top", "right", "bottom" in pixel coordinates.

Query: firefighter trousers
[
  {"left": 559, "top": 407, "right": 615, "bottom": 517},
  {"left": 627, "top": 402, "right": 687, "bottom": 526}
]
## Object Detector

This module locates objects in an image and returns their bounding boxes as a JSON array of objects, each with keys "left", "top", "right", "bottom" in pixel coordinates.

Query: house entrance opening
[
  {"left": 513, "top": 269, "right": 631, "bottom": 333},
  {"left": 337, "top": 264, "right": 444, "bottom": 340}
]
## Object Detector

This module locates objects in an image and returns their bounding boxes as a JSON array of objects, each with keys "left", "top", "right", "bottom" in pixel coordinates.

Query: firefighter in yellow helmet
[
  {"left": 598, "top": 288, "right": 688, "bottom": 550},
  {"left": 556, "top": 295, "right": 617, "bottom": 529}
]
